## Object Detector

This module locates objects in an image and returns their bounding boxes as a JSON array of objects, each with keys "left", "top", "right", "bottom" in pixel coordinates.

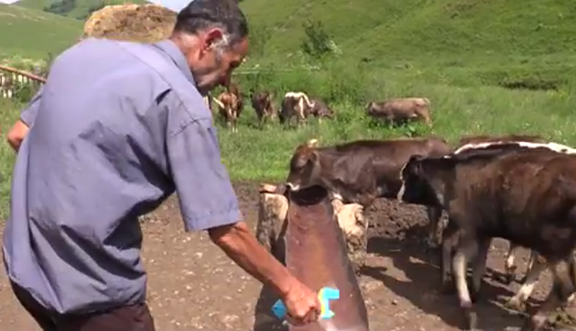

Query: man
[{"left": 2, "top": 1, "right": 321, "bottom": 330}]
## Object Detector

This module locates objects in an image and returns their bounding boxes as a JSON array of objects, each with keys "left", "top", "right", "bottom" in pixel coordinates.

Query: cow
[
  {"left": 227, "top": 81, "right": 244, "bottom": 114},
  {"left": 280, "top": 92, "right": 315, "bottom": 127},
  {"left": 250, "top": 91, "right": 276, "bottom": 127},
  {"left": 366, "top": 97, "right": 432, "bottom": 126},
  {"left": 213, "top": 91, "right": 242, "bottom": 132},
  {"left": 285, "top": 137, "right": 452, "bottom": 247},
  {"left": 308, "top": 97, "right": 335, "bottom": 123},
  {"left": 453, "top": 134, "right": 546, "bottom": 283},
  {"left": 396, "top": 143, "right": 576, "bottom": 331},
  {"left": 448, "top": 139, "right": 576, "bottom": 314},
  {"left": 256, "top": 183, "right": 367, "bottom": 268}
]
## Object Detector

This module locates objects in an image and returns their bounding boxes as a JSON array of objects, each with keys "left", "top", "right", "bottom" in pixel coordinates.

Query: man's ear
[{"left": 203, "top": 28, "right": 225, "bottom": 51}]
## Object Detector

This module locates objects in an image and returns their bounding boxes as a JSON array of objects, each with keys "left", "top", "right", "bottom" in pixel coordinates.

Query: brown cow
[
  {"left": 214, "top": 91, "right": 242, "bottom": 132},
  {"left": 250, "top": 91, "right": 276, "bottom": 127},
  {"left": 227, "top": 81, "right": 244, "bottom": 113},
  {"left": 285, "top": 137, "right": 452, "bottom": 247},
  {"left": 366, "top": 97, "right": 432, "bottom": 126},
  {"left": 397, "top": 143, "right": 576, "bottom": 331},
  {"left": 448, "top": 139, "right": 576, "bottom": 313},
  {"left": 309, "top": 97, "right": 335, "bottom": 123},
  {"left": 279, "top": 92, "right": 314, "bottom": 127},
  {"left": 452, "top": 134, "right": 546, "bottom": 283}
]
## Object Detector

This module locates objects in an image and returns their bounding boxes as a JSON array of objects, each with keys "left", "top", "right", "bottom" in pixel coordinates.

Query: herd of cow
[
  {"left": 256, "top": 133, "right": 576, "bottom": 331},
  {"left": 204, "top": 82, "right": 432, "bottom": 131}
]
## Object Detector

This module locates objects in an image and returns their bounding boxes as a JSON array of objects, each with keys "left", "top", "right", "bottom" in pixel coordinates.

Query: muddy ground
[{"left": 0, "top": 181, "right": 574, "bottom": 330}]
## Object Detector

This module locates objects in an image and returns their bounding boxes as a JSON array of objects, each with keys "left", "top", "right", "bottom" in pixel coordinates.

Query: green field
[
  {"left": 0, "top": 4, "right": 81, "bottom": 59},
  {"left": 1, "top": 0, "right": 576, "bottom": 217},
  {"left": 16, "top": 0, "right": 148, "bottom": 19}
]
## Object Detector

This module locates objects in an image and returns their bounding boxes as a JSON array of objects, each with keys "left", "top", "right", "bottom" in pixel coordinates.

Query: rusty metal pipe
[{"left": 284, "top": 185, "right": 369, "bottom": 331}]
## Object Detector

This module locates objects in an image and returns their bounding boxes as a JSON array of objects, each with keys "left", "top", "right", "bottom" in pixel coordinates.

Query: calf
[
  {"left": 286, "top": 137, "right": 452, "bottom": 246},
  {"left": 454, "top": 134, "right": 546, "bottom": 282},
  {"left": 451, "top": 139, "right": 576, "bottom": 313},
  {"left": 366, "top": 97, "right": 432, "bottom": 126},
  {"left": 214, "top": 91, "right": 242, "bottom": 132},
  {"left": 250, "top": 91, "right": 276, "bottom": 126},
  {"left": 309, "top": 97, "right": 335, "bottom": 123},
  {"left": 228, "top": 82, "right": 244, "bottom": 114},
  {"left": 280, "top": 92, "right": 314, "bottom": 127},
  {"left": 397, "top": 144, "right": 576, "bottom": 331}
]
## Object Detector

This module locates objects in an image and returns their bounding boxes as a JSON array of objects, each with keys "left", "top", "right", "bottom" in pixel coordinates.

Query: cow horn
[{"left": 307, "top": 139, "right": 319, "bottom": 147}]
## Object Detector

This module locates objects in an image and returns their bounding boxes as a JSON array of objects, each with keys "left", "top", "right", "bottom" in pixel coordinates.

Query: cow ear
[
  {"left": 409, "top": 154, "right": 425, "bottom": 163},
  {"left": 407, "top": 155, "right": 425, "bottom": 175},
  {"left": 306, "top": 139, "right": 319, "bottom": 148},
  {"left": 309, "top": 150, "right": 319, "bottom": 163}
]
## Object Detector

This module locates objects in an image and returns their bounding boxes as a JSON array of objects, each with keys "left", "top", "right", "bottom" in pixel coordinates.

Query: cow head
[
  {"left": 286, "top": 139, "right": 321, "bottom": 191},
  {"left": 319, "top": 105, "right": 335, "bottom": 119},
  {"left": 396, "top": 155, "right": 444, "bottom": 207},
  {"left": 365, "top": 102, "right": 379, "bottom": 115}
]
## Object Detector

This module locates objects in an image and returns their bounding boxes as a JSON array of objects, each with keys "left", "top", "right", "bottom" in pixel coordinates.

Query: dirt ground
[{"left": 0, "top": 181, "right": 574, "bottom": 331}]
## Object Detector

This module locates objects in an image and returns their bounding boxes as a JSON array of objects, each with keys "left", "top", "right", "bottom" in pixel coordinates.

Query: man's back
[{"left": 3, "top": 38, "right": 199, "bottom": 314}]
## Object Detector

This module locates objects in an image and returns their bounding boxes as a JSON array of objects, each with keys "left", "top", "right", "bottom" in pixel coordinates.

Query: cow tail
[{"left": 301, "top": 93, "right": 314, "bottom": 108}]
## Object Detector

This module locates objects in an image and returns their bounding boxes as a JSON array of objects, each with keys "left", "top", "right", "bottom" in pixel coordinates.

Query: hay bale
[{"left": 83, "top": 4, "right": 177, "bottom": 43}]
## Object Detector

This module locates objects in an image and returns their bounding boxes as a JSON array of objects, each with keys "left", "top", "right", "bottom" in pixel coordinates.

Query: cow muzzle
[{"left": 286, "top": 182, "right": 301, "bottom": 191}]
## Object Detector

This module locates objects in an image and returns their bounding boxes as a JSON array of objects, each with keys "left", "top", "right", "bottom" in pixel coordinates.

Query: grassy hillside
[
  {"left": 0, "top": 4, "right": 81, "bottom": 59},
  {"left": 240, "top": 0, "right": 576, "bottom": 90},
  {"left": 16, "top": 0, "right": 148, "bottom": 19}
]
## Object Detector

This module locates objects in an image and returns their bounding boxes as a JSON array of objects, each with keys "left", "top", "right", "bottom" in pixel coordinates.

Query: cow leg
[
  {"left": 441, "top": 220, "right": 459, "bottom": 294},
  {"left": 522, "top": 259, "right": 575, "bottom": 331},
  {"left": 232, "top": 113, "right": 238, "bottom": 133},
  {"left": 505, "top": 251, "right": 548, "bottom": 312},
  {"left": 470, "top": 237, "right": 490, "bottom": 303},
  {"left": 504, "top": 243, "right": 522, "bottom": 284},
  {"left": 453, "top": 233, "right": 480, "bottom": 330},
  {"left": 426, "top": 206, "right": 444, "bottom": 248}
]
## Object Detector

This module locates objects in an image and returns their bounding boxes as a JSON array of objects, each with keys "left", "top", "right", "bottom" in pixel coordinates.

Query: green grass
[
  {"left": 0, "top": 99, "right": 21, "bottom": 218},
  {"left": 2, "top": 0, "right": 576, "bottom": 217},
  {"left": 0, "top": 4, "right": 81, "bottom": 59},
  {"left": 15, "top": 0, "right": 148, "bottom": 20}
]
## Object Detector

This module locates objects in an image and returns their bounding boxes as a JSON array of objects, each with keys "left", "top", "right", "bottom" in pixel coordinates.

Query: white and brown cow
[
  {"left": 279, "top": 92, "right": 315, "bottom": 127},
  {"left": 397, "top": 142, "right": 576, "bottom": 330},
  {"left": 213, "top": 91, "right": 242, "bottom": 132}
]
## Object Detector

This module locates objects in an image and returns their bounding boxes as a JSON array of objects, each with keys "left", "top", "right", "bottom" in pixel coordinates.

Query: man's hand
[
  {"left": 208, "top": 221, "right": 321, "bottom": 325},
  {"left": 282, "top": 279, "right": 321, "bottom": 326},
  {"left": 6, "top": 119, "right": 29, "bottom": 152}
]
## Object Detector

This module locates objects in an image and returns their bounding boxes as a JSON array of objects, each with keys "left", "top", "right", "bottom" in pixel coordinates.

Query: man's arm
[
  {"left": 166, "top": 112, "right": 297, "bottom": 296},
  {"left": 6, "top": 86, "right": 43, "bottom": 152}
]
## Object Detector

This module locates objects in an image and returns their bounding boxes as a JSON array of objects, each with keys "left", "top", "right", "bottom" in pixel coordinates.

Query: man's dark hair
[{"left": 174, "top": 0, "right": 249, "bottom": 46}]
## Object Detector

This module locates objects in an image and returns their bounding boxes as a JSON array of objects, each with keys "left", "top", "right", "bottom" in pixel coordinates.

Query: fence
[
  {"left": 0, "top": 64, "right": 320, "bottom": 100},
  {"left": 0, "top": 64, "right": 46, "bottom": 99}
]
